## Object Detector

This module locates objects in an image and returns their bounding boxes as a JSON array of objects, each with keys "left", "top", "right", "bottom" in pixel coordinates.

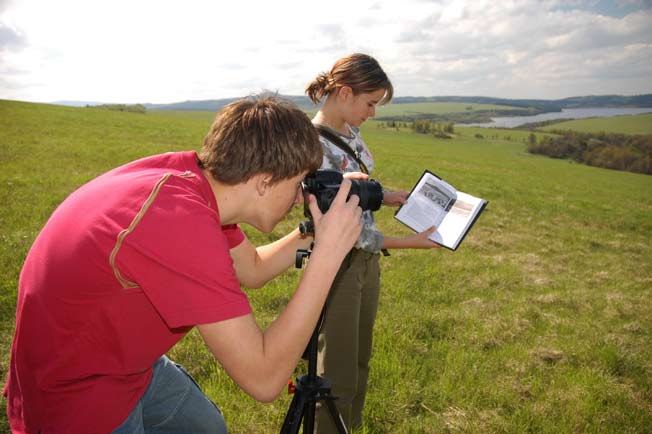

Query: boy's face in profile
[{"left": 255, "top": 171, "right": 307, "bottom": 233}]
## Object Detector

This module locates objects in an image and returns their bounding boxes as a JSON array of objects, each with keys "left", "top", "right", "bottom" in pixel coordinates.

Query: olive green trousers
[{"left": 316, "top": 248, "right": 381, "bottom": 433}]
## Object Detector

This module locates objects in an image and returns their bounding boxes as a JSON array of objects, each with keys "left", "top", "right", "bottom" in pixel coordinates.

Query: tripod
[
  {"left": 280, "top": 309, "right": 348, "bottom": 434},
  {"left": 280, "top": 240, "right": 348, "bottom": 434}
]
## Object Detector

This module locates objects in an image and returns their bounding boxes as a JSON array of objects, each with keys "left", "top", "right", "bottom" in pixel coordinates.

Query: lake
[{"left": 461, "top": 107, "right": 652, "bottom": 128}]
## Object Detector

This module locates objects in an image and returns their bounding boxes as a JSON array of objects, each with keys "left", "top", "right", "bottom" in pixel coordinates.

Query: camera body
[{"left": 302, "top": 169, "right": 383, "bottom": 216}]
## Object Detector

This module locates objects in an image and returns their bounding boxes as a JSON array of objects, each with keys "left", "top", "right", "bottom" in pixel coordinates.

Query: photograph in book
[{"left": 394, "top": 170, "right": 487, "bottom": 250}]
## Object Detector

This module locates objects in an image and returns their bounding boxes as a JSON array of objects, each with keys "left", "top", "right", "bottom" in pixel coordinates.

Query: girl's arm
[{"left": 382, "top": 227, "right": 439, "bottom": 249}]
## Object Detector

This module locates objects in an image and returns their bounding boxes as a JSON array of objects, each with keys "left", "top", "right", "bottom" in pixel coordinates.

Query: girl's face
[{"left": 342, "top": 88, "right": 387, "bottom": 128}]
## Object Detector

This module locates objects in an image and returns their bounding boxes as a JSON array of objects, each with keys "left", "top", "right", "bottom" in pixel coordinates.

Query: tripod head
[{"left": 295, "top": 239, "right": 313, "bottom": 269}]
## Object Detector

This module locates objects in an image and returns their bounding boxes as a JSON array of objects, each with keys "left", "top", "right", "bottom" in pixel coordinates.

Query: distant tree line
[
  {"left": 140, "top": 93, "right": 652, "bottom": 112},
  {"left": 376, "top": 108, "right": 539, "bottom": 125},
  {"left": 387, "top": 94, "right": 652, "bottom": 112},
  {"left": 375, "top": 119, "right": 455, "bottom": 137},
  {"left": 377, "top": 120, "right": 408, "bottom": 129},
  {"left": 87, "top": 104, "right": 146, "bottom": 113},
  {"left": 412, "top": 120, "right": 455, "bottom": 137},
  {"left": 527, "top": 131, "right": 652, "bottom": 175}
]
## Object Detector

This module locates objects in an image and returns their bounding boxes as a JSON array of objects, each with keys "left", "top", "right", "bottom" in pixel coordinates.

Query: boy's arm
[
  {"left": 229, "top": 228, "right": 312, "bottom": 289},
  {"left": 230, "top": 171, "right": 372, "bottom": 288},
  {"left": 198, "top": 183, "right": 362, "bottom": 402},
  {"left": 197, "top": 246, "right": 344, "bottom": 402}
]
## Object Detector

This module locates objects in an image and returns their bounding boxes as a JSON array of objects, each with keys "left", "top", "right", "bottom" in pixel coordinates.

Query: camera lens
[{"left": 350, "top": 179, "right": 382, "bottom": 212}]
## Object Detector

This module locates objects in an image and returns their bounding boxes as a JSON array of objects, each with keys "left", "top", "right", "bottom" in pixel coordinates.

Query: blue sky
[
  {"left": 1, "top": 0, "right": 651, "bottom": 104},
  {"left": 554, "top": 0, "right": 652, "bottom": 17}
]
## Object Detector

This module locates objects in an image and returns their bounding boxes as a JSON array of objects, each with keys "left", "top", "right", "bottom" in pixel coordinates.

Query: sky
[{"left": 1, "top": 0, "right": 651, "bottom": 104}]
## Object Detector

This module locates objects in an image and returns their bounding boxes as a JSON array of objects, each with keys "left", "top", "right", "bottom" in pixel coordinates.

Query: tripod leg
[
  {"left": 280, "top": 392, "right": 308, "bottom": 434},
  {"left": 323, "top": 397, "right": 349, "bottom": 434},
  {"left": 303, "top": 399, "right": 316, "bottom": 434}
]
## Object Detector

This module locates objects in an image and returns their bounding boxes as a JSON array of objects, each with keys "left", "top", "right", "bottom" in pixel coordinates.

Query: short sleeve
[
  {"left": 221, "top": 224, "right": 245, "bottom": 248},
  {"left": 114, "top": 177, "right": 251, "bottom": 328}
]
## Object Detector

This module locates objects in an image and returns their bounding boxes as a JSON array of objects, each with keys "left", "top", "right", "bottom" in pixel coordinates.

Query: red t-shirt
[{"left": 4, "top": 151, "right": 251, "bottom": 434}]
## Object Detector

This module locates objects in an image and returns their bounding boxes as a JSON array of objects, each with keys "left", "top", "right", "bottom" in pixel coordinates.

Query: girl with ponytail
[{"left": 306, "top": 53, "right": 439, "bottom": 433}]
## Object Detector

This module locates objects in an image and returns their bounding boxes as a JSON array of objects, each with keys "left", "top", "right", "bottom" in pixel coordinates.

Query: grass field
[
  {"left": 374, "top": 102, "right": 520, "bottom": 118},
  {"left": 540, "top": 113, "right": 652, "bottom": 135},
  {"left": 1, "top": 99, "right": 651, "bottom": 433}
]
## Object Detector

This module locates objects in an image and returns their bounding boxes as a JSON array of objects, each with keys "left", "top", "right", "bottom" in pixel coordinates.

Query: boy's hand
[{"left": 307, "top": 179, "right": 362, "bottom": 257}]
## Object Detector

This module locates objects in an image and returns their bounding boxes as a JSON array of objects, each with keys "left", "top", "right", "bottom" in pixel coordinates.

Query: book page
[
  {"left": 432, "top": 191, "right": 483, "bottom": 248},
  {"left": 395, "top": 171, "right": 486, "bottom": 250},
  {"left": 395, "top": 172, "right": 457, "bottom": 232}
]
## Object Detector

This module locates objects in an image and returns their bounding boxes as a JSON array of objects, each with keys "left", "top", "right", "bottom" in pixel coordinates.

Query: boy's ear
[{"left": 254, "top": 173, "right": 272, "bottom": 196}]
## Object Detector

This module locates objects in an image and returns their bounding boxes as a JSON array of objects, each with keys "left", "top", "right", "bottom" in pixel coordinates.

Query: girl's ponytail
[{"left": 306, "top": 72, "right": 335, "bottom": 104}]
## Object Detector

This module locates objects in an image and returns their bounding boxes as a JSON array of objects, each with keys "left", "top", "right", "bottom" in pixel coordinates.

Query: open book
[{"left": 394, "top": 170, "right": 487, "bottom": 250}]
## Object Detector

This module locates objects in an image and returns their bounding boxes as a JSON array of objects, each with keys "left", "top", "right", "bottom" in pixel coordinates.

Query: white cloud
[{"left": 0, "top": 0, "right": 650, "bottom": 103}]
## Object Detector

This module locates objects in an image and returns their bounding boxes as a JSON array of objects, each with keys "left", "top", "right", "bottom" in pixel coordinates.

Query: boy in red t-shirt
[{"left": 4, "top": 96, "right": 364, "bottom": 434}]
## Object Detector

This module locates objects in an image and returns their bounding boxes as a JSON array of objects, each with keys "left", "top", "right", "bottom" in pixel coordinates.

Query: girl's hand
[
  {"left": 383, "top": 227, "right": 440, "bottom": 250},
  {"left": 405, "top": 227, "right": 439, "bottom": 249},
  {"left": 382, "top": 190, "right": 408, "bottom": 207}
]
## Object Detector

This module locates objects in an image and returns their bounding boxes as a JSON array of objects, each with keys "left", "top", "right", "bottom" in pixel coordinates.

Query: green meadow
[
  {"left": 1, "top": 99, "right": 651, "bottom": 433},
  {"left": 374, "top": 102, "right": 520, "bottom": 118},
  {"left": 540, "top": 113, "right": 652, "bottom": 135}
]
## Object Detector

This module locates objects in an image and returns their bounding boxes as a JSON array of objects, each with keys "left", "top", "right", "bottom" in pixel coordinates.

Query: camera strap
[
  {"left": 314, "top": 124, "right": 390, "bottom": 257},
  {"left": 314, "top": 124, "right": 369, "bottom": 175}
]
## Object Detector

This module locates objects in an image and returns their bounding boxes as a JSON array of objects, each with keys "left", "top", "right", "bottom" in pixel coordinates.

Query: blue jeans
[{"left": 112, "top": 356, "right": 227, "bottom": 434}]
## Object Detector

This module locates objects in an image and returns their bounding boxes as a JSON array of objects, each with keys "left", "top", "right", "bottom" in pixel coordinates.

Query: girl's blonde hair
[{"left": 305, "top": 53, "right": 393, "bottom": 105}]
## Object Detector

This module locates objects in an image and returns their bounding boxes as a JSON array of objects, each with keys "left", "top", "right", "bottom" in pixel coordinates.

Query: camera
[
  {"left": 295, "top": 170, "right": 382, "bottom": 265},
  {"left": 302, "top": 169, "right": 383, "bottom": 216}
]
